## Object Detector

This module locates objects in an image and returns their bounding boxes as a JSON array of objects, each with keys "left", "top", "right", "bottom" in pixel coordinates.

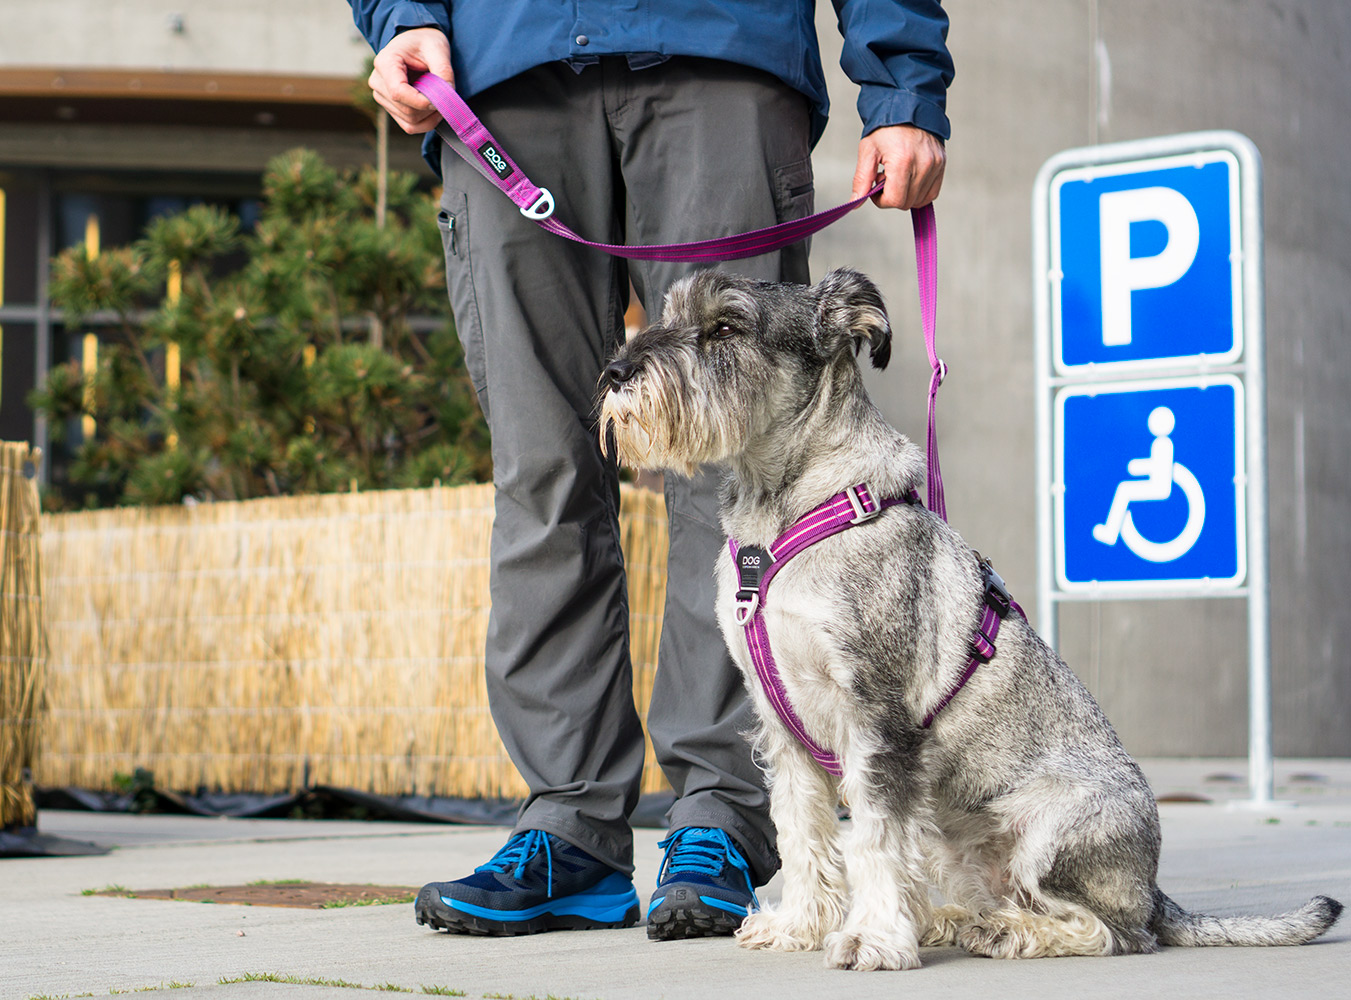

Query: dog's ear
[{"left": 813, "top": 268, "right": 892, "bottom": 369}]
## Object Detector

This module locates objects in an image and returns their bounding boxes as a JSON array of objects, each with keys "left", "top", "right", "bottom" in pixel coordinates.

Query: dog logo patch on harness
[
  {"left": 478, "top": 142, "right": 513, "bottom": 181},
  {"left": 737, "top": 546, "right": 771, "bottom": 594}
]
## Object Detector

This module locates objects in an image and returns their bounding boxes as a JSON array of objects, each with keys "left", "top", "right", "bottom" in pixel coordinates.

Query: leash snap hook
[{"left": 520, "top": 188, "right": 555, "bottom": 221}]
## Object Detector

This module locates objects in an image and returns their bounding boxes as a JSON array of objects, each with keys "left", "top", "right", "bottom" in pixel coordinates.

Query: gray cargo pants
[{"left": 436, "top": 56, "right": 813, "bottom": 885}]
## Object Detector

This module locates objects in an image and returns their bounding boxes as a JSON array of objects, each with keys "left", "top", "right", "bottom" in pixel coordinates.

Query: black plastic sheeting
[
  {"left": 33, "top": 785, "right": 678, "bottom": 830},
  {"left": 0, "top": 827, "right": 109, "bottom": 858}
]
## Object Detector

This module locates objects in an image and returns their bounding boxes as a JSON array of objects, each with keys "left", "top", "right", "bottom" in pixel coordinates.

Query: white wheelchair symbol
[{"left": 1091, "top": 407, "right": 1205, "bottom": 563}]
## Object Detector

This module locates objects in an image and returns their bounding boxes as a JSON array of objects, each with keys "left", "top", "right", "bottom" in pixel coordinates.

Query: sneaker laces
[
  {"left": 476, "top": 830, "right": 555, "bottom": 898},
  {"left": 656, "top": 827, "right": 759, "bottom": 908}
]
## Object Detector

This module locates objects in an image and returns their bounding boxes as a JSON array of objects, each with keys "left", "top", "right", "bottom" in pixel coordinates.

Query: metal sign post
[{"left": 1032, "top": 132, "right": 1276, "bottom": 807}]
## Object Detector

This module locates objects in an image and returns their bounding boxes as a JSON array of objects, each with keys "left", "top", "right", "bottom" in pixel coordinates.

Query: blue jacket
[{"left": 350, "top": 1, "right": 952, "bottom": 168}]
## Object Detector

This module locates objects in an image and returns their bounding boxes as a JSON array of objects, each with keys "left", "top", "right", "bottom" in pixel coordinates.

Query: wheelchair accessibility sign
[{"left": 1055, "top": 375, "right": 1246, "bottom": 592}]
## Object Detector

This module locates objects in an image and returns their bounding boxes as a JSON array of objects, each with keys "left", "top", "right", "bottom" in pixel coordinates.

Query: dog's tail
[{"left": 1150, "top": 889, "right": 1342, "bottom": 947}]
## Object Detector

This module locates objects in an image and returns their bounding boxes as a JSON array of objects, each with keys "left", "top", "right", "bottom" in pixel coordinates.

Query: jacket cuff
[
  {"left": 858, "top": 85, "right": 950, "bottom": 141},
  {"left": 374, "top": 1, "right": 450, "bottom": 52}
]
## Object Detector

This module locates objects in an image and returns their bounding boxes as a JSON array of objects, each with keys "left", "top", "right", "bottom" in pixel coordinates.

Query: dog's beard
[{"left": 599, "top": 372, "right": 739, "bottom": 477}]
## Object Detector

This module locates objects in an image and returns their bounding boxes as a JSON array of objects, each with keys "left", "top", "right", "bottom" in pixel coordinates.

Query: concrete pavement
[{"left": 3, "top": 759, "right": 1350, "bottom": 1000}]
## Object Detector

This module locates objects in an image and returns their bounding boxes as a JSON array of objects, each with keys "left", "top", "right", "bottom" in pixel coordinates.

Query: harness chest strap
[{"left": 730, "top": 484, "right": 1020, "bottom": 776}]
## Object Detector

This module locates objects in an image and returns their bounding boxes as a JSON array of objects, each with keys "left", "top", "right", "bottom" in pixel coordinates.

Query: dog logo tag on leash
[
  {"left": 477, "top": 141, "right": 514, "bottom": 181},
  {"left": 735, "top": 546, "right": 772, "bottom": 626}
]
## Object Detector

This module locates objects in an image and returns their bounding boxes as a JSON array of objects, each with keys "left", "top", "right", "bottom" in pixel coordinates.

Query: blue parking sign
[
  {"left": 1056, "top": 376, "right": 1246, "bottom": 591},
  {"left": 1052, "top": 151, "right": 1243, "bottom": 373}
]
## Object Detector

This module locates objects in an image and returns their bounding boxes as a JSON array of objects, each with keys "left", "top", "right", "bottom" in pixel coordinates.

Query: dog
[{"left": 597, "top": 267, "right": 1343, "bottom": 970}]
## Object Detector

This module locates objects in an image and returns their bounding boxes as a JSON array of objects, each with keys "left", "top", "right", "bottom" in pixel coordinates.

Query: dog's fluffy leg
[
  {"left": 822, "top": 768, "right": 930, "bottom": 971},
  {"left": 736, "top": 735, "right": 848, "bottom": 952},
  {"left": 958, "top": 900, "right": 1117, "bottom": 958},
  {"left": 920, "top": 904, "right": 977, "bottom": 946}
]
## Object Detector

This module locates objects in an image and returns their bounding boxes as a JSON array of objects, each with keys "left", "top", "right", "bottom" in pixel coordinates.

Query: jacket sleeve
[
  {"left": 348, "top": 0, "right": 450, "bottom": 53},
  {"left": 831, "top": 0, "right": 954, "bottom": 140}
]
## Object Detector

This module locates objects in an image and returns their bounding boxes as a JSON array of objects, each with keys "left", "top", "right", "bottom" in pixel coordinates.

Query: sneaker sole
[
  {"left": 415, "top": 884, "right": 640, "bottom": 937},
  {"left": 646, "top": 894, "right": 746, "bottom": 940}
]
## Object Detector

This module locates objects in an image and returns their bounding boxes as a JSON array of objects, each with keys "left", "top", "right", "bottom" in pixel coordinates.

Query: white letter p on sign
[{"left": 1099, "top": 186, "right": 1200, "bottom": 346}]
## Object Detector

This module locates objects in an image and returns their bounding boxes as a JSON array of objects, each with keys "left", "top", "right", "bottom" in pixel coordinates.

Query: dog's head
[{"left": 597, "top": 268, "right": 892, "bottom": 474}]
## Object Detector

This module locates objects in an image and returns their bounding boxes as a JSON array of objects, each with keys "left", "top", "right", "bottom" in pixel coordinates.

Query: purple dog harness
[
  {"left": 411, "top": 71, "right": 1017, "bottom": 774},
  {"left": 729, "top": 487, "right": 1018, "bottom": 777}
]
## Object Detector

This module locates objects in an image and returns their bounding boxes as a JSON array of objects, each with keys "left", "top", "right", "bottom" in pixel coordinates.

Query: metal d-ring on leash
[{"left": 412, "top": 72, "right": 994, "bottom": 765}]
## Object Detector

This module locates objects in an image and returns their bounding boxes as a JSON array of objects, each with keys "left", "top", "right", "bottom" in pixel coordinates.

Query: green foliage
[
  {"left": 111, "top": 766, "right": 160, "bottom": 813},
  {"left": 31, "top": 149, "right": 489, "bottom": 509}
]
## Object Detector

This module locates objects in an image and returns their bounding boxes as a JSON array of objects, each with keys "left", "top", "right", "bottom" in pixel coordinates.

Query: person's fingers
[
  {"left": 370, "top": 28, "right": 453, "bottom": 134},
  {"left": 372, "top": 88, "right": 441, "bottom": 133},
  {"left": 852, "top": 144, "right": 883, "bottom": 201},
  {"left": 914, "top": 156, "right": 946, "bottom": 208},
  {"left": 880, "top": 155, "right": 916, "bottom": 209},
  {"left": 418, "top": 35, "right": 454, "bottom": 82}
]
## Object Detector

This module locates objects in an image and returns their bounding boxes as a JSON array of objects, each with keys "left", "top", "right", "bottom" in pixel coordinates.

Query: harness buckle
[
  {"left": 735, "top": 591, "right": 760, "bottom": 627},
  {"left": 985, "top": 570, "right": 1012, "bottom": 618},
  {"left": 520, "top": 188, "right": 555, "bottom": 221},
  {"left": 978, "top": 557, "right": 1012, "bottom": 618},
  {"left": 845, "top": 483, "right": 880, "bottom": 523}
]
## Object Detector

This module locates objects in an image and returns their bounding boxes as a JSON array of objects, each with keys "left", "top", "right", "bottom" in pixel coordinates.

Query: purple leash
[
  {"left": 912, "top": 204, "right": 948, "bottom": 520},
  {"left": 413, "top": 71, "right": 888, "bottom": 263},
  {"left": 413, "top": 72, "right": 949, "bottom": 510}
]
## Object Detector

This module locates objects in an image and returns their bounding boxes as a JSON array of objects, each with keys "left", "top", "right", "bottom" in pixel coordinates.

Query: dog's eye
[{"left": 712, "top": 323, "right": 737, "bottom": 340}]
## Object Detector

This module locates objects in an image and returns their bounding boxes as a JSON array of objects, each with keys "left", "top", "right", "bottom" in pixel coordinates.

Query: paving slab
[{"left": 2, "top": 759, "right": 1349, "bottom": 1000}]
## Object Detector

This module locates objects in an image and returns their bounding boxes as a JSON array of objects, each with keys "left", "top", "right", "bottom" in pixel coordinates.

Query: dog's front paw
[
  {"left": 823, "top": 929, "right": 922, "bottom": 971},
  {"left": 735, "top": 908, "right": 823, "bottom": 952},
  {"left": 958, "top": 920, "right": 1022, "bottom": 959}
]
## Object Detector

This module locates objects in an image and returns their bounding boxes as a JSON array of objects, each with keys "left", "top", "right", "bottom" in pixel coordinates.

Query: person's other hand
[
  {"left": 369, "top": 27, "right": 453, "bottom": 134},
  {"left": 852, "top": 124, "right": 946, "bottom": 210}
]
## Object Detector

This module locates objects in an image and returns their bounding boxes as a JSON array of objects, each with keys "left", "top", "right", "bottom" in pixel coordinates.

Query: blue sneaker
[
  {"left": 646, "top": 827, "right": 760, "bottom": 940},
  {"left": 415, "top": 830, "right": 640, "bottom": 936}
]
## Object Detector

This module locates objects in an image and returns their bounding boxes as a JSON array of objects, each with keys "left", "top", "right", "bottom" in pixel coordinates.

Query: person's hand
[
  {"left": 851, "top": 124, "right": 946, "bottom": 210},
  {"left": 369, "top": 27, "right": 454, "bottom": 134}
]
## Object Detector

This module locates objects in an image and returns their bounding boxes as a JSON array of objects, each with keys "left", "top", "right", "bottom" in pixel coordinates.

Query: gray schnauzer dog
[{"left": 597, "top": 267, "right": 1342, "bottom": 971}]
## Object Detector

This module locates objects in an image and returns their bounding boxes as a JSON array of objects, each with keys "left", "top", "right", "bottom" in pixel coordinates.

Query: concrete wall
[{"left": 811, "top": 1, "right": 1351, "bottom": 756}]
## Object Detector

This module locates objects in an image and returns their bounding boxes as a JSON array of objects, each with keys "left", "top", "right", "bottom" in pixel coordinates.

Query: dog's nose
[{"left": 602, "top": 358, "right": 637, "bottom": 388}]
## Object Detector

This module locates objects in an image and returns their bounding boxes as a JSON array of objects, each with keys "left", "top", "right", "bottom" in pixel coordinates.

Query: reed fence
[
  {"left": 1, "top": 442, "right": 45, "bottom": 829},
  {"left": 37, "top": 482, "right": 672, "bottom": 801}
]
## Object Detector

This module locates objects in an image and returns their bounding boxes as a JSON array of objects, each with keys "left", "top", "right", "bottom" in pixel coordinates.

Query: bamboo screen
[
  {"left": 37, "top": 483, "right": 672, "bottom": 800},
  {"left": 1, "top": 443, "right": 45, "bottom": 829}
]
